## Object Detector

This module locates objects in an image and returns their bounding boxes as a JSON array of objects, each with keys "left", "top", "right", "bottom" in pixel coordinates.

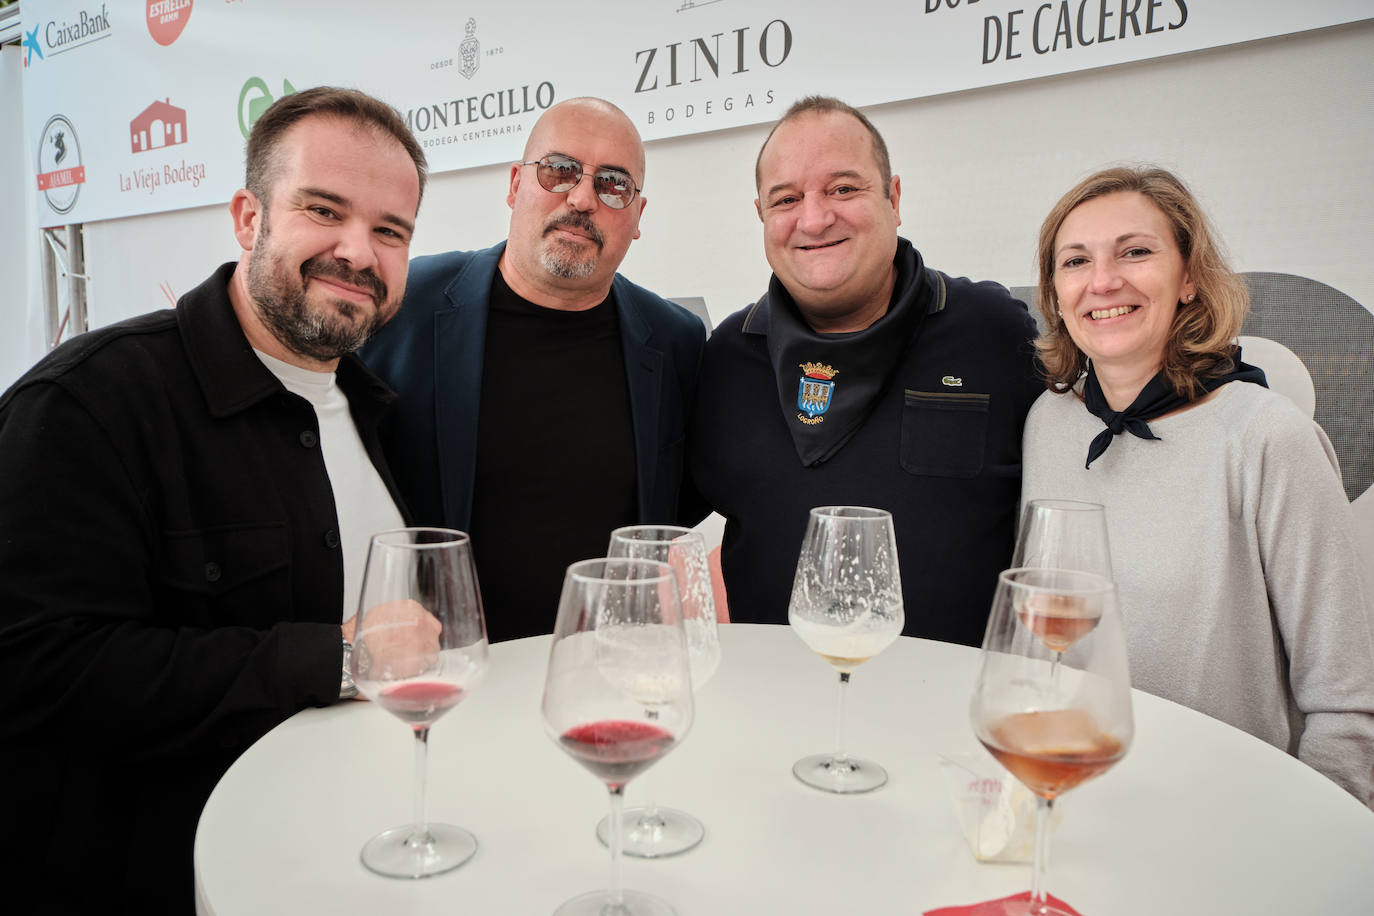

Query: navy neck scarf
[
  {"left": 1082, "top": 350, "right": 1268, "bottom": 469},
  {"left": 765, "top": 239, "right": 932, "bottom": 466}
]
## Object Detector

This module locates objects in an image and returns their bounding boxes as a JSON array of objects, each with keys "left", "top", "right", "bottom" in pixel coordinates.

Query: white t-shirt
[{"left": 254, "top": 349, "right": 405, "bottom": 622}]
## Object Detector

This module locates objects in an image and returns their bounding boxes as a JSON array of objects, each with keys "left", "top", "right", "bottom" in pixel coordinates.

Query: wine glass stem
[
  {"left": 1029, "top": 795, "right": 1055, "bottom": 913},
  {"left": 833, "top": 671, "right": 851, "bottom": 761},
  {"left": 411, "top": 726, "right": 431, "bottom": 840},
  {"left": 636, "top": 772, "right": 662, "bottom": 826},
  {"left": 637, "top": 709, "right": 662, "bottom": 825},
  {"left": 606, "top": 784, "right": 627, "bottom": 906}
]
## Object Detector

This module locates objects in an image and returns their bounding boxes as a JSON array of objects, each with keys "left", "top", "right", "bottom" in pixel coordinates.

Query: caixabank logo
[
  {"left": 28, "top": 3, "right": 114, "bottom": 63},
  {"left": 36, "top": 115, "right": 87, "bottom": 217},
  {"left": 147, "top": 0, "right": 193, "bottom": 47}
]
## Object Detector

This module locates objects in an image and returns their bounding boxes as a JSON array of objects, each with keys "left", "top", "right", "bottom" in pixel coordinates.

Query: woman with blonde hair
[{"left": 1021, "top": 165, "right": 1374, "bottom": 806}]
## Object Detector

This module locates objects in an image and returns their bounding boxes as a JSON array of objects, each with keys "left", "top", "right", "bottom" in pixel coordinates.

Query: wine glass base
[
  {"left": 970, "top": 897, "right": 1077, "bottom": 916},
  {"left": 792, "top": 754, "right": 888, "bottom": 794},
  {"left": 553, "top": 888, "right": 677, "bottom": 916},
  {"left": 360, "top": 823, "right": 477, "bottom": 879},
  {"left": 595, "top": 806, "right": 705, "bottom": 858}
]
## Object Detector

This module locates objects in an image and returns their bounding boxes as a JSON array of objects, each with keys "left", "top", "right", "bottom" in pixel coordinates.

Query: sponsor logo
[
  {"left": 22, "top": 28, "right": 44, "bottom": 67},
  {"left": 131, "top": 98, "right": 189, "bottom": 153},
  {"left": 36, "top": 115, "right": 86, "bottom": 216},
  {"left": 147, "top": 0, "right": 193, "bottom": 47},
  {"left": 404, "top": 84, "right": 556, "bottom": 149},
  {"left": 118, "top": 159, "right": 208, "bottom": 196},
  {"left": 634, "top": 19, "right": 793, "bottom": 93},
  {"left": 459, "top": 18, "right": 480, "bottom": 80},
  {"left": 122, "top": 100, "right": 208, "bottom": 197},
  {"left": 941, "top": 376, "right": 964, "bottom": 387},
  {"left": 633, "top": 17, "right": 791, "bottom": 126},
  {"left": 797, "top": 362, "right": 837, "bottom": 424},
  {"left": 34, "top": 4, "right": 113, "bottom": 59},
  {"left": 238, "top": 77, "right": 298, "bottom": 139},
  {"left": 414, "top": 22, "right": 549, "bottom": 150}
]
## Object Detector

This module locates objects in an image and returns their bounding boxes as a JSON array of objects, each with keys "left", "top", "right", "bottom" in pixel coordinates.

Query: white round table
[{"left": 195, "top": 624, "right": 1374, "bottom": 914}]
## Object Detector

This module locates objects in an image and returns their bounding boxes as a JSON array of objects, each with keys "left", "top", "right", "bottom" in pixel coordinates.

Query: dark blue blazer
[{"left": 361, "top": 242, "right": 707, "bottom": 531}]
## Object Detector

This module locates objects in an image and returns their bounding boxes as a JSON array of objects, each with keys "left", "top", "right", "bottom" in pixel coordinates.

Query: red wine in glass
[
  {"left": 542, "top": 558, "right": 693, "bottom": 916},
  {"left": 376, "top": 681, "right": 465, "bottom": 730},
  {"left": 560, "top": 720, "right": 677, "bottom": 789},
  {"left": 351, "top": 528, "right": 489, "bottom": 880}
]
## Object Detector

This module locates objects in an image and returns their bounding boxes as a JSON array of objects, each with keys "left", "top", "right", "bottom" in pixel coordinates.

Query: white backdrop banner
[{"left": 20, "top": 0, "right": 1372, "bottom": 227}]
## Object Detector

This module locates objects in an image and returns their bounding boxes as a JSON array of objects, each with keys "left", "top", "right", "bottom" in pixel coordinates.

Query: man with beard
[
  {"left": 363, "top": 97, "right": 706, "bottom": 642},
  {"left": 0, "top": 87, "right": 428, "bottom": 911}
]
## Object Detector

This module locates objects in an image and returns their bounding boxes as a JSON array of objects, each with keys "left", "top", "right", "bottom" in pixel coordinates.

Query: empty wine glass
[
  {"left": 596, "top": 525, "right": 721, "bottom": 858},
  {"left": 350, "top": 528, "right": 489, "bottom": 879},
  {"left": 1014, "top": 500, "right": 1114, "bottom": 674},
  {"left": 969, "top": 568, "right": 1134, "bottom": 916},
  {"left": 1014, "top": 499, "right": 1113, "bottom": 576},
  {"left": 788, "top": 506, "right": 904, "bottom": 794},
  {"left": 542, "top": 558, "right": 694, "bottom": 916}
]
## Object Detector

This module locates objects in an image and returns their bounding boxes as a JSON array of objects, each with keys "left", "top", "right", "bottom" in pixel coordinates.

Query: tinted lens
[
  {"left": 536, "top": 157, "right": 583, "bottom": 193},
  {"left": 592, "top": 169, "right": 635, "bottom": 209}
]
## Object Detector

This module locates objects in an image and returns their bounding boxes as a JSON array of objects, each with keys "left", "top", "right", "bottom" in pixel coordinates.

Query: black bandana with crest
[
  {"left": 761, "top": 238, "right": 936, "bottom": 466},
  {"left": 1081, "top": 350, "right": 1268, "bottom": 468}
]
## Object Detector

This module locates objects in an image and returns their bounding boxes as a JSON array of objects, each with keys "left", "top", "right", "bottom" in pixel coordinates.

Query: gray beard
[{"left": 539, "top": 242, "right": 598, "bottom": 280}]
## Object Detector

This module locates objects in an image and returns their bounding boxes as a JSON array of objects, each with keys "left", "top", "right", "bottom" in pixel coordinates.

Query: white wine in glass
[
  {"left": 596, "top": 525, "right": 721, "bottom": 859},
  {"left": 969, "top": 567, "right": 1133, "bottom": 916},
  {"left": 542, "top": 558, "right": 694, "bottom": 916},
  {"left": 788, "top": 506, "right": 904, "bottom": 794},
  {"left": 350, "top": 528, "right": 489, "bottom": 879}
]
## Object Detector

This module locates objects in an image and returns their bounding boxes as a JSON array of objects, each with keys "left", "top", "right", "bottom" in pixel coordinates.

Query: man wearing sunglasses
[{"left": 363, "top": 97, "right": 706, "bottom": 642}]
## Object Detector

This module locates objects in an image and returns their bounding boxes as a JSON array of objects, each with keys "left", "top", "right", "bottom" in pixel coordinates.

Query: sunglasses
[{"left": 519, "top": 155, "right": 641, "bottom": 210}]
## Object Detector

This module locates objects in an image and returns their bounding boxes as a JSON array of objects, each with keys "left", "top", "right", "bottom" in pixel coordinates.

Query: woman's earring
[{"left": 1184, "top": 293, "right": 1195, "bottom": 303}]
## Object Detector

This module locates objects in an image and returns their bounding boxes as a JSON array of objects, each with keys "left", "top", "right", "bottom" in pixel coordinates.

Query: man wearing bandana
[{"left": 684, "top": 97, "right": 1043, "bottom": 646}]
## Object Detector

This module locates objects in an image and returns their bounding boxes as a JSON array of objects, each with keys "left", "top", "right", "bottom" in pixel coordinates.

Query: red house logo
[{"left": 131, "top": 99, "right": 188, "bottom": 154}]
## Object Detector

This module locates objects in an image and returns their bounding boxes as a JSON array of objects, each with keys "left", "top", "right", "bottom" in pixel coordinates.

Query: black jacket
[
  {"left": 0, "top": 264, "right": 403, "bottom": 911},
  {"left": 685, "top": 242, "right": 1043, "bottom": 646}
]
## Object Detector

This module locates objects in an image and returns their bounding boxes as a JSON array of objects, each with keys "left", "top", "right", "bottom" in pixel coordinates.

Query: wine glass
[
  {"left": 542, "top": 558, "right": 694, "bottom": 916},
  {"left": 1014, "top": 499, "right": 1114, "bottom": 674},
  {"left": 350, "top": 528, "right": 489, "bottom": 879},
  {"left": 788, "top": 506, "right": 904, "bottom": 794},
  {"left": 596, "top": 525, "right": 721, "bottom": 858},
  {"left": 969, "top": 568, "right": 1134, "bottom": 916},
  {"left": 1014, "top": 499, "right": 1113, "bottom": 576}
]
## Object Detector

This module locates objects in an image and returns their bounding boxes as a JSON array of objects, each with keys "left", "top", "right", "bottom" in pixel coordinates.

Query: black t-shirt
[{"left": 468, "top": 271, "right": 638, "bottom": 641}]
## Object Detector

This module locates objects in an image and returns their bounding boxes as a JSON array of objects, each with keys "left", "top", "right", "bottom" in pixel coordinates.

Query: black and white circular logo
[{"left": 36, "top": 114, "right": 85, "bottom": 216}]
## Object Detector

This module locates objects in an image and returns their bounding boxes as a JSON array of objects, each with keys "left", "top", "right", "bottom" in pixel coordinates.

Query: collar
[
  {"left": 177, "top": 263, "right": 395, "bottom": 424},
  {"left": 740, "top": 237, "right": 945, "bottom": 336}
]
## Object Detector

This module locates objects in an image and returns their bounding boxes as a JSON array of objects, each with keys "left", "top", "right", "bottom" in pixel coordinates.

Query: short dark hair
[
  {"left": 755, "top": 96, "right": 892, "bottom": 197},
  {"left": 244, "top": 86, "right": 428, "bottom": 206},
  {"left": 1035, "top": 166, "right": 1249, "bottom": 399}
]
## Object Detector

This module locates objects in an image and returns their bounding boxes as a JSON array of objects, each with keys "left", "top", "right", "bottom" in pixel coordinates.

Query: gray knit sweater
[{"left": 1022, "top": 381, "right": 1374, "bottom": 807}]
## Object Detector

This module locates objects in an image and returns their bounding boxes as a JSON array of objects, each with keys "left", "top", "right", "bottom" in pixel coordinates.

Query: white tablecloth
[{"left": 195, "top": 624, "right": 1374, "bottom": 914}]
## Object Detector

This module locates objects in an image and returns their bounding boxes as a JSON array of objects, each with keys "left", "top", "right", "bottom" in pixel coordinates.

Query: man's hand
[{"left": 345, "top": 599, "right": 443, "bottom": 684}]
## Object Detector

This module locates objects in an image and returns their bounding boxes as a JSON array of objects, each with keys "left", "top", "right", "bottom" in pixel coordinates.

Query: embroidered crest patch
[{"left": 797, "top": 362, "right": 838, "bottom": 423}]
